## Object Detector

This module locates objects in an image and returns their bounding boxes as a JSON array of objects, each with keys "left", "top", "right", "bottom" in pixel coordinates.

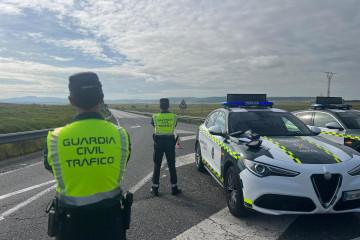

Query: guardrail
[{"left": 0, "top": 110, "right": 205, "bottom": 145}]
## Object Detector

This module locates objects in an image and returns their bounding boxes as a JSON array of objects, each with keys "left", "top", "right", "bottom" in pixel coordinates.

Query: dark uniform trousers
[
  {"left": 56, "top": 203, "right": 125, "bottom": 240},
  {"left": 152, "top": 136, "right": 177, "bottom": 185}
]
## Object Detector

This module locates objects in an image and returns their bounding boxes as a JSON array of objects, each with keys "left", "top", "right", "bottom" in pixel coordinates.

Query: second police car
[
  {"left": 195, "top": 94, "right": 360, "bottom": 217},
  {"left": 293, "top": 97, "right": 360, "bottom": 152}
]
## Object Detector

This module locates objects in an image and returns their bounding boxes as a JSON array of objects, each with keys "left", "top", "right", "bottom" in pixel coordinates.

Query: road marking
[
  {"left": 175, "top": 129, "right": 196, "bottom": 134},
  {"left": 129, "top": 153, "right": 194, "bottom": 194},
  {"left": 111, "top": 110, "right": 121, "bottom": 126},
  {"left": 0, "top": 162, "right": 42, "bottom": 177},
  {"left": 130, "top": 124, "right": 141, "bottom": 128},
  {"left": 0, "top": 184, "right": 57, "bottom": 222},
  {"left": 0, "top": 180, "right": 56, "bottom": 200},
  {"left": 111, "top": 109, "right": 149, "bottom": 119},
  {"left": 179, "top": 135, "right": 196, "bottom": 141},
  {"left": 173, "top": 208, "right": 296, "bottom": 240}
]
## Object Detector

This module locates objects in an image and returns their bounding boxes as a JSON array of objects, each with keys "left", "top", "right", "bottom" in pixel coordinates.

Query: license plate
[{"left": 344, "top": 190, "right": 360, "bottom": 201}]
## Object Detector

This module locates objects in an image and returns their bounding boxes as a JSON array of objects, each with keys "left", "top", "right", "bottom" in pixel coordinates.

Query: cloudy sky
[{"left": 0, "top": 0, "right": 359, "bottom": 100}]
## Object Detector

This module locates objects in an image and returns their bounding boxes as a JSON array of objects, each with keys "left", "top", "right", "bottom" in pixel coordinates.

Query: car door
[
  {"left": 208, "top": 111, "right": 226, "bottom": 175},
  {"left": 313, "top": 112, "right": 345, "bottom": 144},
  {"left": 199, "top": 111, "right": 219, "bottom": 164}
]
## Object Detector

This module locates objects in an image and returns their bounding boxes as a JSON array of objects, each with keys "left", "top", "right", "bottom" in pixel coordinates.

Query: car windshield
[
  {"left": 228, "top": 111, "right": 313, "bottom": 136},
  {"left": 336, "top": 111, "right": 360, "bottom": 129}
]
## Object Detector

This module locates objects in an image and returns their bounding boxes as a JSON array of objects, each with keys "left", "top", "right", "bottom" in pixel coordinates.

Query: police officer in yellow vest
[
  {"left": 44, "top": 72, "right": 131, "bottom": 240},
  {"left": 151, "top": 98, "right": 181, "bottom": 196}
]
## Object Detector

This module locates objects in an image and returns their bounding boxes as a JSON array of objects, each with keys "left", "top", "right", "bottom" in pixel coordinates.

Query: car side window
[
  {"left": 295, "top": 112, "right": 313, "bottom": 125},
  {"left": 314, "top": 112, "right": 337, "bottom": 128},
  {"left": 205, "top": 112, "right": 218, "bottom": 128},
  {"left": 214, "top": 112, "right": 226, "bottom": 132}
]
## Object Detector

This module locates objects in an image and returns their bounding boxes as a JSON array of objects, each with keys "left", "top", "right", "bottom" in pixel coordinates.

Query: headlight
[
  {"left": 348, "top": 165, "right": 360, "bottom": 176},
  {"left": 244, "top": 159, "right": 300, "bottom": 177}
]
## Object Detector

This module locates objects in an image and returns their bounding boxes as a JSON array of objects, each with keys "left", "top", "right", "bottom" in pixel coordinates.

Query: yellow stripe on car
[
  {"left": 199, "top": 127, "right": 240, "bottom": 160},
  {"left": 298, "top": 137, "right": 341, "bottom": 163},
  {"left": 263, "top": 136, "right": 302, "bottom": 163},
  {"left": 244, "top": 198, "right": 253, "bottom": 208},
  {"left": 201, "top": 157, "right": 224, "bottom": 183},
  {"left": 321, "top": 131, "right": 360, "bottom": 141}
]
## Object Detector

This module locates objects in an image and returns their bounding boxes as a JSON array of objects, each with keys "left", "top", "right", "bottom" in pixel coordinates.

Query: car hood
[{"left": 240, "top": 135, "right": 359, "bottom": 164}]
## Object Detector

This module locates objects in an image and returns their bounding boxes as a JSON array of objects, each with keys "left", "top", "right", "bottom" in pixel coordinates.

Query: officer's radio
[
  {"left": 122, "top": 191, "right": 133, "bottom": 230},
  {"left": 46, "top": 197, "right": 60, "bottom": 237}
]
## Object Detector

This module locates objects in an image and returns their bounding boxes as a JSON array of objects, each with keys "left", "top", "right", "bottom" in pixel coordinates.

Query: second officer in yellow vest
[
  {"left": 44, "top": 72, "right": 131, "bottom": 240},
  {"left": 151, "top": 98, "right": 181, "bottom": 196}
]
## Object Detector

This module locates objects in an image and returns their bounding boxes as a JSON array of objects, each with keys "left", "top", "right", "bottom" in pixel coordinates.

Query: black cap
[
  {"left": 68, "top": 72, "right": 102, "bottom": 93},
  {"left": 160, "top": 98, "right": 169, "bottom": 109}
]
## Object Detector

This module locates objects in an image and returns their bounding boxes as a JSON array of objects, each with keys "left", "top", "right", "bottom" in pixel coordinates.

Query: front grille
[
  {"left": 311, "top": 174, "right": 342, "bottom": 208},
  {"left": 334, "top": 193, "right": 360, "bottom": 211},
  {"left": 254, "top": 194, "right": 316, "bottom": 212}
]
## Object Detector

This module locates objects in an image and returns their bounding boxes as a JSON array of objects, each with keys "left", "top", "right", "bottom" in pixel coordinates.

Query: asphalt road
[{"left": 1, "top": 109, "right": 360, "bottom": 240}]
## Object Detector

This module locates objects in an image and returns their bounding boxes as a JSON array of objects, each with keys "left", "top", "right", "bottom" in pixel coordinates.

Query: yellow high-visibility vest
[
  {"left": 152, "top": 113, "right": 177, "bottom": 135},
  {"left": 47, "top": 119, "right": 130, "bottom": 206}
]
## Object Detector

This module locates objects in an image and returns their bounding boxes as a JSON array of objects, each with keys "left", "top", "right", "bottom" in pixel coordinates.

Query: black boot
[
  {"left": 151, "top": 187, "right": 159, "bottom": 196},
  {"left": 171, "top": 186, "right": 181, "bottom": 195}
]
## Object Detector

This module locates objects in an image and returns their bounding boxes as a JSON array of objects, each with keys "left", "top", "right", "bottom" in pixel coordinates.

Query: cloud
[
  {"left": 0, "top": 3, "right": 22, "bottom": 15},
  {"left": 0, "top": 0, "right": 359, "bottom": 99},
  {"left": 51, "top": 56, "right": 74, "bottom": 62},
  {"left": 248, "top": 55, "right": 284, "bottom": 69}
]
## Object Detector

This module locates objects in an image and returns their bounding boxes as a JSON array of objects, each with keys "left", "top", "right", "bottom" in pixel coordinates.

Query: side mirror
[
  {"left": 307, "top": 125, "right": 321, "bottom": 135},
  {"left": 326, "top": 122, "right": 343, "bottom": 130},
  {"left": 209, "top": 126, "right": 225, "bottom": 136}
]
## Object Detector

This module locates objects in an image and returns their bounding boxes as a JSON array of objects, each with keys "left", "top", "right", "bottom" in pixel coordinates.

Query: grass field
[
  {"left": 0, "top": 103, "right": 76, "bottom": 160},
  {"left": 1, "top": 101, "right": 359, "bottom": 161},
  {"left": 0, "top": 103, "right": 109, "bottom": 160},
  {"left": 0, "top": 103, "right": 76, "bottom": 134}
]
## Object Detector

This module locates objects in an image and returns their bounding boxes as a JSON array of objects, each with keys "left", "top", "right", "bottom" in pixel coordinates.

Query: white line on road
[
  {"left": 0, "top": 184, "right": 57, "bottom": 222},
  {"left": 129, "top": 153, "right": 194, "bottom": 194},
  {"left": 0, "top": 180, "right": 56, "bottom": 200},
  {"left": 130, "top": 124, "right": 141, "bottom": 128},
  {"left": 173, "top": 208, "right": 296, "bottom": 240},
  {"left": 175, "top": 129, "right": 196, "bottom": 134},
  {"left": 179, "top": 135, "right": 196, "bottom": 141},
  {"left": 111, "top": 110, "right": 121, "bottom": 126},
  {"left": 0, "top": 162, "right": 42, "bottom": 177}
]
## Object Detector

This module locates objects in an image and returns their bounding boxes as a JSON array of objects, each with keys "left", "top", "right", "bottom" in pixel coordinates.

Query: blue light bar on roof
[
  {"left": 222, "top": 101, "right": 274, "bottom": 107},
  {"left": 311, "top": 103, "right": 352, "bottom": 109}
]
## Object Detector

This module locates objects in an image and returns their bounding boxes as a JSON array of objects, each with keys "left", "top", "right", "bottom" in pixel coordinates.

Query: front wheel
[
  {"left": 195, "top": 143, "right": 205, "bottom": 172},
  {"left": 224, "top": 166, "right": 249, "bottom": 217}
]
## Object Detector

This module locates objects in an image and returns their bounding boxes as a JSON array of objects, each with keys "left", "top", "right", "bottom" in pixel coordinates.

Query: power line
[{"left": 325, "top": 72, "right": 336, "bottom": 97}]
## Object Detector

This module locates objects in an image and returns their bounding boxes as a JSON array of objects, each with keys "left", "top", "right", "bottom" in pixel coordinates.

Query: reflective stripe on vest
[
  {"left": 47, "top": 119, "right": 130, "bottom": 206},
  {"left": 153, "top": 113, "right": 177, "bottom": 135}
]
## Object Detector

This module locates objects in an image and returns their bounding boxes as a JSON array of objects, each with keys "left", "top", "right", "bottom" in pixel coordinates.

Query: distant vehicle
[
  {"left": 195, "top": 94, "right": 360, "bottom": 217},
  {"left": 293, "top": 97, "right": 360, "bottom": 152}
]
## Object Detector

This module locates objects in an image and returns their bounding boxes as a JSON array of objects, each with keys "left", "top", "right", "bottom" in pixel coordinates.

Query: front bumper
[{"left": 240, "top": 157, "right": 360, "bottom": 215}]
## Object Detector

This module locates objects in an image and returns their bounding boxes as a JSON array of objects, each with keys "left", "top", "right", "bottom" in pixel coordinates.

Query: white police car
[
  {"left": 195, "top": 94, "right": 360, "bottom": 217},
  {"left": 293, "top": 97, "right": 360, "bottom": 152}
]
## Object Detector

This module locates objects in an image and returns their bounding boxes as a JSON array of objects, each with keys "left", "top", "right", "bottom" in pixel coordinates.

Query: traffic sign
[{"left": 179, "top": 99, "right": 187, "bottom": 109}]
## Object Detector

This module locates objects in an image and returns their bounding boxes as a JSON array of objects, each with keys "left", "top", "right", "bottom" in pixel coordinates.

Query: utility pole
[{"left": 325, "top": 72, "right": 336, "bottom": 97}]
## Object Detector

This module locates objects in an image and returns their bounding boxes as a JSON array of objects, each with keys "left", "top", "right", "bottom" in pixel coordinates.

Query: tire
[
  {"left": 224, "top": 166, "right": 249, "bottom": 217},
  {"left": 195, "top": 143, "right": 205, "bottom": 172}
]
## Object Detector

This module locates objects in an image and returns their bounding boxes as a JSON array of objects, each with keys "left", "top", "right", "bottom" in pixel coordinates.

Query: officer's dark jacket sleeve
[
  {"left": 43, "top": 139, "right": 53, "bottom": 174},
  {"left": 126, "top": 132, "right": 131, "bottom": 163}
]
